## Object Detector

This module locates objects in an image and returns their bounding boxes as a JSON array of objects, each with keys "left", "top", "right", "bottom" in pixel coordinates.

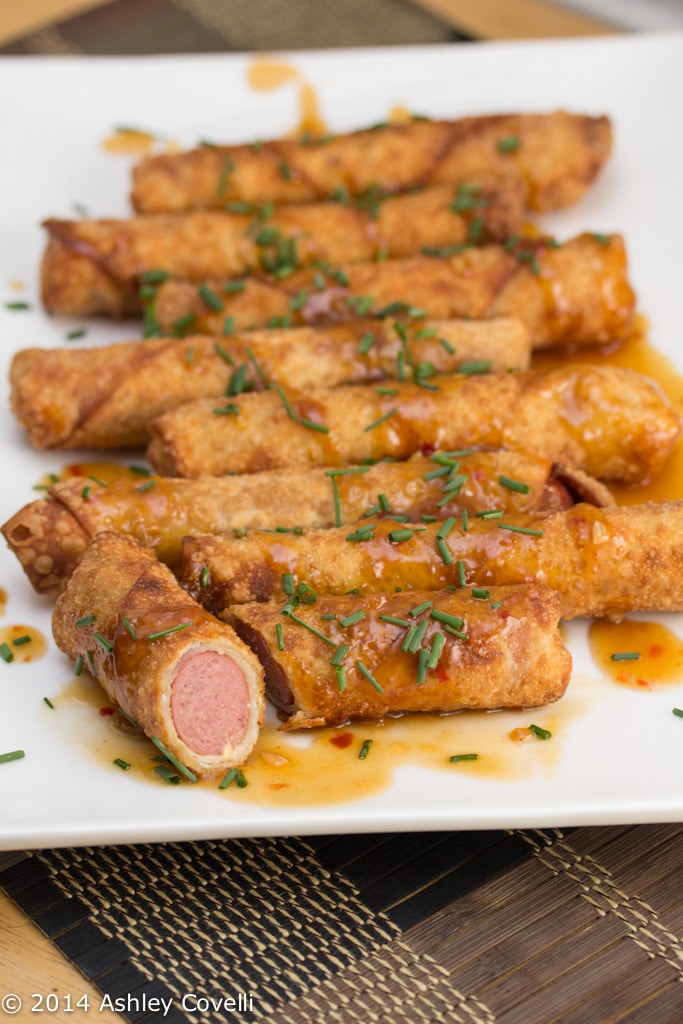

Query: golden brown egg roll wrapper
[
  {"left": 146, "top": 364, "right": 679, "bottom": 483},
  {"left": 52, "top": 532, "right": 265, "bottom": 777},
  {"left": 41, "top": 182, "right": 524, "bottom": 317},
  {"left": 130, "top": 112, "right": 611, "bottom": 214},
  {"left": 2, "top": 451, "right": 609, "bottom": 597},
  {"left": 150, "top": 233, "right": 635, "bottom": 349},
  {"left": 10, "top": 316, "right": 530, "bottom": 450},
  {"left": 185, "top": 501, "right": 683, "bottom": 621},
  {"left": 224, "top": 586, "right": 571, "bottom": 729}
]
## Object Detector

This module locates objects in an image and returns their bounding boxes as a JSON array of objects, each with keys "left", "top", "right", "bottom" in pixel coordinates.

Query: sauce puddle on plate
[{"left": 588, "top": 618, "right": 683, "bottom": 690}]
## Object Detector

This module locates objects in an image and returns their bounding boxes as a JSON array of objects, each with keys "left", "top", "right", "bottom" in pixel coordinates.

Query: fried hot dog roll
[
  {"left": 224, "top": 587, "right": 572, "bottom": 729},
  {"left": 146, "top": 365, "right": 680, "bottom": 483},
  {"left": 52, "top": 532, "right": 265, "bottom": 777},
  {"left": 131, "top": 111, "right": 611, "bottom": 214},
  {"left": 2, "top": 451, "right": 609, "bottom": 597},
  {"left": 150, "top": 233, "right": 635, "bottom": 348},
  {"left": 41, "top": 181, "right": 524, "bottom": 317},
  {"left": 185, "top": 501, "right": 683, "bottom": 621},
  {"left": 10, "top": 317, "right": 530, "bottom": 450}
]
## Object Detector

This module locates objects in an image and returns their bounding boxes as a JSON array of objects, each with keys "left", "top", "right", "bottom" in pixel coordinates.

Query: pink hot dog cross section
[{"left": 52, "top": 532, "right": 265, "bottom": 778}]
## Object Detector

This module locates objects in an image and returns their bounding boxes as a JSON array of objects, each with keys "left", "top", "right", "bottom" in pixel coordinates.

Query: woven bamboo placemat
[{"left": 2, "top": 825, "right": 683, "bottom": 1023}]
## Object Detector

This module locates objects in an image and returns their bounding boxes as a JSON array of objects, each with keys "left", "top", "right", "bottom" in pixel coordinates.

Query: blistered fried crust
[
  {"left": 41, "top": 181, "right": 524, "bottom": 317},
  {"left": 225, "top": 586, "right": 571, "bottom": 729},
  {"left": 131, "top": 112, "right": 612, "bottom": 214},
  {"left": 152, "top": 233, "right": 635, "bottom": 348},
  {"left": 146, "top": 364, "right": 679, "bottom": 482},
  {"left": 9, "top": 317, "right": 530, "bottom": 450},
  {"left": 52, "top": 532, "right": 265, "bottom": 776},
  {"left": 2, "top": 449, "right": 607, "bottom": 597},
  {"left": 189, "top": 501, "right": 683, "bottom": 621}
]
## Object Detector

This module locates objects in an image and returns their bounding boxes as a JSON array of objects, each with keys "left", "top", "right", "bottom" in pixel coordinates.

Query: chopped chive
[
  {"left": 456, "top": 560, "right": 467, "bottom": 586},
  {"left": 113, "top": 758, "right": 130, "bottom": 770},
  {"left": 490, "top": 601, "right": 502, "bottom": 610},
  {"left": 423, "top": 465, "right": 450, "bottom": 482},
  {"left": 223, "top": 315, "right": 235, "bottom": 336},
  {"left": 592, "top": 232, "right": 611, "bottom": 245},
  {"left": 185, "top": 345, "right": 195, "bottom": 365},
  {"left": 364, "top": 408, "right": 397, "bottom": 432},
  {"left": 320, "top": 614, "right": 337, "bottom": 621},
  {"left": 498, "top": 523, "right": 544, "bottom": 536},
  {"left": 478, "top": 509, "right": 503, "bottom": 519},
  {"left": 271, "top": 383, "right": 298, "bottom": 422},
  {"left": 461, "top": 508, "right": 469, "bottom": 532},
  {"left": 121, "top": 616, "right": 137, "bottom": 640},
  {"left": 346, "top": 525, "right": 376, "bottom": 542},
  {"left": 282, "top": 572, "right": 295, "bottom": 595},
  {"left": 358, "top": 739, "right": 373, "bottom": 760},
  {"left": 529, "top": 724, "right": 552, "bottom": 740},
  {"left": 219, "top": 767, "right": 237, "bottom": 789},
  {"left": 296, "top": 582, "right": 317, "bottom": 605},
  {"left": 426, "top": 632, "right": 446, "bottom": 670},
  {"left": 197, "top": 284, "right": 224, "bottom": 311},
  {"left": 499, "top": 475, "right": 530, "bottom": 494},
  {"left": 43, "top": 696, "right": 55, "bottom": 709},
  {"left": 335, "top": 665, "right": 348, "bottom": 691},
  {"left": 224, "top": 278, "right": 246, "bottom": 293},
  {"left": 449, "top": 753, "right": 480, "bottom": 763},
  {"left": 330, "top": 475, "right": 342, "bottom": 528},
  {"left": 154, "top": 764, "right": 181, "bottom": 785},
  {"left": 378, "top": 614, "right": 411, "bottom": 627},
  {"left": 172, "top": 313, "right": 196, "bottom": 336},
  {"left": 331, "top": 644, "right": 350, "bottom": 666},
  {"left": 358, "top": 331, "right": 376, "bottom": 354},
  {"left": 437, "top": 538, "right": 453, "bottom": 565},
  {"left": 472, "top": 588, "right": 490, "bottom": 600},
  {"left": 213, "top": 402, "right": 240, "bottom": 416},
  {"left": 280, "top": 595, "right": 299, "bottom": 617},
  {"left": 407, "top": 619, "right": 428, "bottom": 654},
  {"left": 416, "top": 648, "right": 430, "bottom": 685},
  {"left": 437, "top": 517, "right": 456, "bottom": 540},
  {"left": 289, "top": 288, "right": 309, "bottom": 311},
  {"left": 74, "top": 655, "right": 84, "bottom": 676},
  {"left": 430, "top": 609, "right": 464, "bottom": 630},
  {"left": 325, "top": 466, "right": 371, "bottom": 476},
  {"left": 275, "top": 623, "right": 285, "bottom": 651},
  {"left": 496, "top": 134, "right": 520, "bottom": 153},
  {"left": 444, "top": 625, "right": 469, "bottom": 641},
  {"left": 4, "top": 301, "right": 30, "bottom": 311},
  {"left": 11, "top": 635, "right": 31, "bottom": 647},
  {"left": 340, "top": 611, "right": 366, "bottom": 628},
  {"left": 376, "top": 386, "right": 399, "bottom": 396},
  {"left": 216, "top": 156, "right": 235, "bottom": 198},
  {"left": 0, "top": 643, "right": 13, "bottom": 664},
  {"left": 66, "top": 328, "right": 86, "bottom": 341},
  {"left": 88, "top": 475, "right": 107, "bottom": 487},
  {"left": 388, "top": 528, "right": 413, "bottom": 543},
  {"left": 147, "top": 622, "right": 192, "bottom": 640},
  {"left": 136, "top": 480, "right": 156, "bottom": 493},
  {"left": 213, "top": 342, "right": 235, "bottom": 366},
  {"left": 300, "top": 418, "right": 330, "bottom": 434},
  {"left": 93, "top": 632, "right": 113, "bottom": 652},
  {"left": 458, "top": 360, "right": 492, "bottom": 376},
  {"left": 288, "top": 613, "right": 336, "bottom": 647},
  {"left": 356, "top": 660, "right": 383, "bottom": 692},
  {"left": 76, "top": 614, "right": 96, "bottom": 627},
  {"left": 151, "top": 736, "right": 198, "bottom": 782},
  {"left": 673, "top": 708, "right": 683, "bottom": 718},
  {"left": 610, "top": 652, "right": 640, "bottom": 662},
  {"left": 0, "top": 750, "right": 25, "bottom": 764},
  {"left": 86, "top": 651, "right": 96, "bottom": 674},
  {"left": 409, "top": 600, "right": 433, "bottom": 617}
]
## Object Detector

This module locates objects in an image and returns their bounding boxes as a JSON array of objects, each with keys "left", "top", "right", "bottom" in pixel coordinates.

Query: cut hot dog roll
[
  {"left": 224, "top": 586, "right": 572, "bottom": 729},
  {"left": 51, "top": 532, "right": 265, "bottom": 777},
  {"left": 130, "top": 111, "right": 612, "bottom": 214},
  {"left": 10, "top": 316, "right": 530, "bottom": 450},
  {"left": 150, "top": 233, "right": 635, "bottom": 348},
  {"left": 184, "top": 501, "right": 683, "bottom": 621},
  {"left": 2, "top": 451, "right": 610, "bottom": 597},
  {"left": 41, "top": 181, "right": 524, "bottom": 318},
  {"left": 146, "top": 365, "right": 680, "bottom": 483}
]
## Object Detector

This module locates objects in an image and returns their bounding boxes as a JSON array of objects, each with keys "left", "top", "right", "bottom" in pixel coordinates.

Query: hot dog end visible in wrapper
[
  {"left": 51, "top": 532, "right": 265, "bottom": 777},
  {"left": 2, "top": 451, "right": 611, "bottom": 597},
  {"left": 130, "top": 111, "right": 612, "bottom": 214},
  {"left": 184, "top": 501, "right": 683, "bottom": 621},
  {"left": 224, "top": 587, "right": 572, "bottom": 729}
]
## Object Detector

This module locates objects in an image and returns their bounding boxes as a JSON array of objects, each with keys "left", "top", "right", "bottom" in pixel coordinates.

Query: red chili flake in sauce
[
  {"left": 420, "top": 442, "right": 436, "bottom": 456},
  {"left": 330, "top": 731, "right": 354, "bottom": 749},
  {"left": 99, "top": 706, "right": 115, "bottom": 716}
]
